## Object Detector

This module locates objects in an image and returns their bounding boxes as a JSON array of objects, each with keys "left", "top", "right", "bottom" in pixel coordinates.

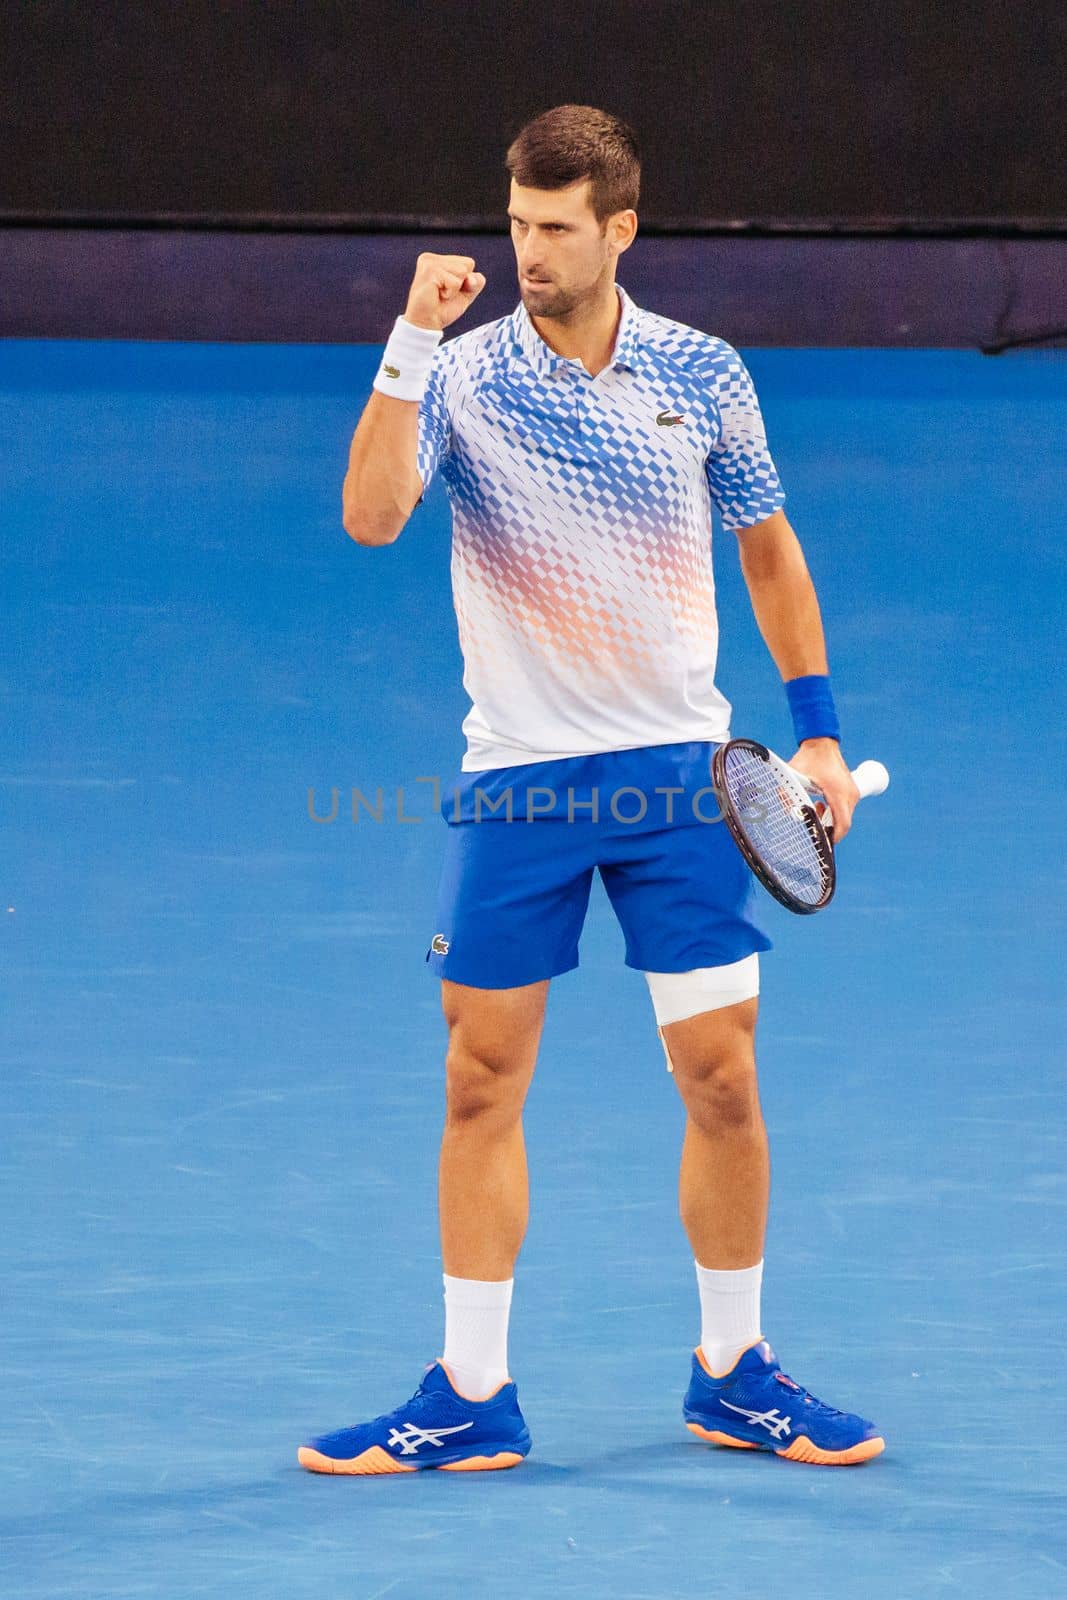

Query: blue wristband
[{"left": 785, "top": 674, "right": 841, "bottom": 744}]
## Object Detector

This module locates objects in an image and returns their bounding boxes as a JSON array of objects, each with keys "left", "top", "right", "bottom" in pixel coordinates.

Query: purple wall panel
[{"left": 1, "top": 230, "right": 1064, "bottom": 348}]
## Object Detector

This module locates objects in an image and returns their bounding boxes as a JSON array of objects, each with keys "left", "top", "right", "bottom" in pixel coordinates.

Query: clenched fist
[{"left": 404, "top": 253, "right": 486, "bottom": 332}]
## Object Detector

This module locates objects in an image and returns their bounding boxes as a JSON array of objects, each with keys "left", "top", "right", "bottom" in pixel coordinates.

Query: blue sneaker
[
  {"left": 298, "top": 1361, "right": 531, "bottom": 1475},
  {"left": 684, "top": 1339, "right": 885, "bottom": 1465}
]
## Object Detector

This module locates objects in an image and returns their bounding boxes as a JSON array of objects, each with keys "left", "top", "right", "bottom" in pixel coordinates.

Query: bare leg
[
  {"left": 661, "top": 997, "right": 770, "bottom": 1268},
  {"left": 438, "top": 977, "right": 548, "bottom": 1279}
]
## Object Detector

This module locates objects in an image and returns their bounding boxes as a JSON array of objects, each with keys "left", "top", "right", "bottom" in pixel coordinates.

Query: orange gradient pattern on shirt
[{"left": 417, "top": 287, "right": 786, "bottom": 766}]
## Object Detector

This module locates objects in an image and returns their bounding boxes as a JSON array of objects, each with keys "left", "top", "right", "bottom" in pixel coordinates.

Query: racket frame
[{"left": 710, "top": 738, "right": 836, "bottom": 915}]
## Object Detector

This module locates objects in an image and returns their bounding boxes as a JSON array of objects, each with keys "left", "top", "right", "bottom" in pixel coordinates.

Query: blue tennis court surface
[{"left": 3, "top": 337, "right": 1065, "bottom": 1598}]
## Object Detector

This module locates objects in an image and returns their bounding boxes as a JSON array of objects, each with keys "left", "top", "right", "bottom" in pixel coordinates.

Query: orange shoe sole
[
  {"left": 687, "top": 1422, "right": 885, "bottom": 1466},
  {"left": 297, "top": 1444, "right": 525, "bottom": 1475}
]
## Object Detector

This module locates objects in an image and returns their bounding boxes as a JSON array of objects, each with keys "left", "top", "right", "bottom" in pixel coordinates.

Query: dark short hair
[{"left": 506, "top": 104, "right": 640, "bottom": 221}]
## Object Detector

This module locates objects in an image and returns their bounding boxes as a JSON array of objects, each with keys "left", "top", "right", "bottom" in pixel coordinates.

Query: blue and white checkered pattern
[{"left": 417, "top": 286, "right": 787, "bottom": 771}]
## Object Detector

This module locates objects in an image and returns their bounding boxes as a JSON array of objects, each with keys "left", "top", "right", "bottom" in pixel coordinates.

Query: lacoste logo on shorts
[
  {"left": 656, "top": 408, "right": 685, "bottom": 426},
  {"left": 430, "top": 933, "right": 450, "bottom": 954},
  {"left": 383, "top": 364, "right": 401, "bottom": 379}
]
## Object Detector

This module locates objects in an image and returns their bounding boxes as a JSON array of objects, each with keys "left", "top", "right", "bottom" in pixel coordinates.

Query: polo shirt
[{"left": 416, "top": 284, "right": 787, "bottom": 771}]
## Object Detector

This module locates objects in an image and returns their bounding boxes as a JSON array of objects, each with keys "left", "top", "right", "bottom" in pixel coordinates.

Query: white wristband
[{"left": 373, "top": 317, "right": 443, "bottom": 402}]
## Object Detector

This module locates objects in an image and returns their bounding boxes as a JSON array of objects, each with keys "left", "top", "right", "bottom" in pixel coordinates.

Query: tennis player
[{"left": 299, "top": 105, "right": 884, "bottom": 1473}]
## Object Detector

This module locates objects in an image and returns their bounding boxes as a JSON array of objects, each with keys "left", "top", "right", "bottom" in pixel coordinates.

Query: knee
[
  {"left": 444, "top": 1043, "right": 527, "bottom": 1129},
  {"left": 673, "top": 1047, "right": 761, "bottom": 1132}
]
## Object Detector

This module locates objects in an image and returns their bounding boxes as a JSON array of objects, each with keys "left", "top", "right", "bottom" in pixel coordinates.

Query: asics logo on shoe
[
  {"left": 720, "top": 1400, "right": 793, "bottom": 1440},
  {"left": 386, "top": 1420, "right": 475, "bottom": 1456}
]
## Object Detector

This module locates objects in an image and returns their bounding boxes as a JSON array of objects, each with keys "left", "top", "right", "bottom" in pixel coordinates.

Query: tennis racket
[{"left": 710, "top": 739, "right": 889, "bottom": 914}]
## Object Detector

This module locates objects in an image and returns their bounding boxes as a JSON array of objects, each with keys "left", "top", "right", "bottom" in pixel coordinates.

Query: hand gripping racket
[{"left": 710, "top": 739, "right": 889, "bottom": 914}]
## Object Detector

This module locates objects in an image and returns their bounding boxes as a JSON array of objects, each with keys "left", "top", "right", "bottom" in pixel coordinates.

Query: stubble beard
[
  {"left": 519, "top": 250, "right": 613, "bottom": 323},
  {"left": 519, "top": 281, "right": 580, "bottom": 320}
]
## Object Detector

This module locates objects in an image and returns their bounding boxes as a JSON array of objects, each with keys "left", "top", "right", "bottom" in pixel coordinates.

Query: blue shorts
[{"left": 425, "top": 742, "right": 772, "bottom": 989}]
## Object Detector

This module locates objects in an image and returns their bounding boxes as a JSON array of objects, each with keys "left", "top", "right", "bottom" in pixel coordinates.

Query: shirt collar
[{"left": 506, "top": 283, "right": 645, "bottom": 377}]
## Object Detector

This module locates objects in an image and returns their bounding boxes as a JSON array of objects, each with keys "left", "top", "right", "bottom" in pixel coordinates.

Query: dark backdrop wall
[{"left": 3, "top": 0, "right": 1065, "bottom": 230}]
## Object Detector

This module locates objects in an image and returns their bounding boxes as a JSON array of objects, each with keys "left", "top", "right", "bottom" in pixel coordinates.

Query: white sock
[
  {"left": 441, "top": 1273, "right": 513, "bottom": 1399},
  {"left": 696, "top": 1258, "right": 764, "bottom": 1376}
]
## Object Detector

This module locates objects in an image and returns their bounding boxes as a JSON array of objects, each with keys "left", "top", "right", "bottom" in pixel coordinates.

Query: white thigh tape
[{"left": 643, "top": 953, "right": 760, "bottom": 1027}]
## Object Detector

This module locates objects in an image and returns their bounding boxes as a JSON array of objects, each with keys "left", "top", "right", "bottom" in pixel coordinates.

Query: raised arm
[
  {"left": 342, "top": 254, "right": 485, "bottom": 547},
  {"left": 736, "top": 507, "right": 860, "bottom": 840}
]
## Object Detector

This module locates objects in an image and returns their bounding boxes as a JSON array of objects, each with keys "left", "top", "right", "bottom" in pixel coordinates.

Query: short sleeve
[
  {"left": 705, "top": 348, "right": 787, "bottom": 532},
  {"left": 416, "top": 355, "right": 452, "bottom": 493}
]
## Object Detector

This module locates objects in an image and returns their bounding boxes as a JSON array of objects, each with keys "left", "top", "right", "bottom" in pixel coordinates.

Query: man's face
[{"left": 508, "top": 178, "right": 629, "bottom": 318}]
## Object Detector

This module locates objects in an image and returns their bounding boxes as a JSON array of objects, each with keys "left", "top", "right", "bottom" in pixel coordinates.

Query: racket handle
[
  {"left": 851, "top": 759, "right": 890, "bottom": 800},
  {"left": 796, "top": 759, "right": 889, "bottom": 802},
  {"left": 800, "top": 758, "right": 888, "bottom": 838}
]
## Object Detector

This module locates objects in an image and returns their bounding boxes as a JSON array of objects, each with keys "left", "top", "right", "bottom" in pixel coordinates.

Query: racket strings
[{"left": 719, "top": 745, "right": 832, "bottom": 907}]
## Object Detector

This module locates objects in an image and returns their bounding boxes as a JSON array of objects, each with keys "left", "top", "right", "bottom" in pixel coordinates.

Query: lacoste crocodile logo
[
  {"left": 430, "top": 933, "right": 450, "bottom": 954},
  {"left": 656, "top": 409, "right": 685, "bottom": 426},
  {"left": 383, "top": 364, "right": 401, "bottom": 379}
]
